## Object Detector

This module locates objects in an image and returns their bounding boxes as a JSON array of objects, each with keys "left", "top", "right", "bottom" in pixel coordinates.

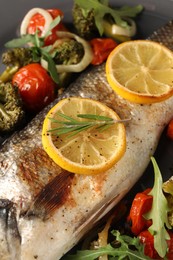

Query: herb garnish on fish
[{"left": 48, "top": 113, "right": 130, "bottom": 137}]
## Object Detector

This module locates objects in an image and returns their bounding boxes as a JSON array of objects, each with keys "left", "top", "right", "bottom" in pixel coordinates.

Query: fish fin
[
  {"left": 0, "top": 199, "right": 21, "bottom": 259},
  {"left": 27, "top": 170, "right": 74, "bottom": 220}
]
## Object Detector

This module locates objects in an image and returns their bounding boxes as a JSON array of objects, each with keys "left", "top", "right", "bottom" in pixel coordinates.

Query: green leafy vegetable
[
  {"left": 144, "top": 157, "right": 171, "bottom": 258},
  {"left": 64, "top": 230, "right": 150, "bottom": 259},
  {"left": 74, "top": 0, "right": 143, "bottom": 35}
]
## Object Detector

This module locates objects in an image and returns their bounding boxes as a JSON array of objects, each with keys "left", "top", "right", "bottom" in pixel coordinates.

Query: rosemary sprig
[{"left": 48, "top": 112, "right": 130, "bottom": 137}]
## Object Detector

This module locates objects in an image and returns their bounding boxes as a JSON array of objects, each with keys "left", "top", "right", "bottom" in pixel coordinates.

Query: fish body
[{"left": 0, "top": 22, "right": 173, "bottom": 260}]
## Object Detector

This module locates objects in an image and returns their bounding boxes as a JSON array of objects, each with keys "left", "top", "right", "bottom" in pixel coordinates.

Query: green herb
[
  {"left": 5, "top": 16, "right": 62, "bottom": 84},
  {"left": 144, "top": 157, "right": 171, "bottom": 258},
  {"left": 74, "top": 0, "right": 143, "bottom": 35},
  {"left": 64, "top": 230, "right": 150, "bottom": 259},
  {"left": 44, "top": 16, "right": 61, "bottom": 38},
  {"left": 48, "top": 112, "right": 130, "bottom": 137}
]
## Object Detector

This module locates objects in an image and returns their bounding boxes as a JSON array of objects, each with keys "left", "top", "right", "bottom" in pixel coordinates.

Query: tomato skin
[
  {"left": 12, "top": 63, "right": 56, "bottom": 112},
  {"left": 27, "top": 9, "right": 67, "bottom": 46},
  {"left": 127, "top": 188, "right": 153, "bottom": 236},
  {"left": 167, "top": 232, "right": 173, "bottom": 259},
  {"left": 167, "top": 119, "right": 173, "bottom": 140},
  {"left": 27, "top": 13, "right": 45, "bottom": 35},
  {"left": 47, "top": 9, "right": 64, "bottom": 19},
  {"left": 90, "top": 38, "right": 118, "bottom": 65},
  {"left": 139, "top": 230, "right": 161, "bottom": 259},
  {"left": 139, "top": 230, "right": 173, "bottom": 259}
]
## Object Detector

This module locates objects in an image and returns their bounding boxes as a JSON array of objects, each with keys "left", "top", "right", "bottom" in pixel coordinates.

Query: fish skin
[
  {"left": 0, "top": 22, "right": 173, "bottom": 260},
  {"left": 148, "top": 20, "right": 173, "bottom": 50}
]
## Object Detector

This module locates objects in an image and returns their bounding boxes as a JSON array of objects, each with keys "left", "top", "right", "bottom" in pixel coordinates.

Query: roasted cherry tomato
[
  {"left": 167, "top": 232, "right": 173, "bottom": 259},
  {"left": 27, "top": 9, "right": 67, "bottom": 46},
  {"left": 90, "top": 38, "right": 117, "bottom": 65},
  {"left": 127, "top": 188, "right": 153, "bottom": 235},
  {"left": 167, "top": 119, "right": 173, "bottom": 140},
  {"left": 139, "top": 230, "right": 161, "bottom": 259},
  {"left": 12, "top": 63, "right": 56, "bottom": 113},
  {"left": 139, "top": 230, "right": 173, "bottom": 259}
]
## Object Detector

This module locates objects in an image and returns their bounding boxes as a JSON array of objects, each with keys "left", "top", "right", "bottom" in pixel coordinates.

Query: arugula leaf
[
  {"left": 144, "top": 157, "right": 171, "bottom": 258},
  {"left": 64, "top": 230, "right": 150, "bottom": 260},
  {"left": 74, "top": 0, "right": 143, "bottom": 35}
]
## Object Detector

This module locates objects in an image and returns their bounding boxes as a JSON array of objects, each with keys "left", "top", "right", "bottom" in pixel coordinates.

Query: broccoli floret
[
  {"left": 0, "top": 48, "right": 33, "bottom": 83},
  {"left": 0, "top": 82, "right": 25, "bottom": 133},
  {"left": 72, "top": 1, "right": 143, "bottom": 40},
  {"left": 53, "top": 38, "right": 84, "bottom": 65},
  {"left": 52, "top": 38, "right": 84, "bottom": 87},
  {"left": 72, "top": 4, "right": 98, "bottom": 40}
]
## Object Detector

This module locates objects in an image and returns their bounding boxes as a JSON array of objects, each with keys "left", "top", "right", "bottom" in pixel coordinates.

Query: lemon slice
[
  {"left": 106, "top": 40, "right": 173, "bottom": 104},
  {"left": 42, "top": 97, "right": 126, "bottom": 175}
]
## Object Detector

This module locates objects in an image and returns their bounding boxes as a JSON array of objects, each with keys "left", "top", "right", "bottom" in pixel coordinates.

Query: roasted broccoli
[
  {"left": 52, "top": 38, "right": 84, "bottom": 87},
  {"left": 0, "top": 82, "right": 25, "bottom": 133},
  {"left": 72, "top": 0, "right": 143, "bottom": 40},
  {"left": 53, "top": 38, "right": 84, "bottom": 65},
  {"left": 72, "top": 3, "right": 97, "bottom": 40},
  {"left": 0, "top": 47, "right": 33, "bottom": 83}
]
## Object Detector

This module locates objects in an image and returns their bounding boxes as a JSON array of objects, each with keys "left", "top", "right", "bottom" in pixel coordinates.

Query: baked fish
[{"left": 0, "top": 21, "right": 173, "bottom": 260}]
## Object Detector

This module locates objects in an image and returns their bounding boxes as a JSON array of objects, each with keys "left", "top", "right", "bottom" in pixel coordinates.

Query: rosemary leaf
[
  {"left": 50, "top": 124, "right": 91, "bottom": 137},
  {"left": 57, "top": 112, "right": 78, "bottom": 122},
  {"left": 96, "top": 124, "right": 112, "bottom": 132},
  {"left": 51, "top": 127, "right": 80, "bottom": 135},
  {"left": 77, "top": 114, "right": 114, "bottom": 121},
  {"left": 66, "top": 124, "right": 92, "bottom": 138}
]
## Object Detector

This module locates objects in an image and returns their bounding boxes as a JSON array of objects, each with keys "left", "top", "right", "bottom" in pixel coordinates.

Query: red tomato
[
  {"left": 167, "top": 232, "right": 173, "bottom": 259},
  {"left": 167, "top": 119, "right": 173, "bottom": 140},
  {"left": 27, "top": 9, "right": 67, "bottom": 46},
  {"left": 139, "top": 230, "right": 173, "bottom": 259},
  {"left": 139, "top": 230, "right": 161, "bottom": 259},
  {"left": 12, "top": 63, "right": 56, "bottom": 112},
  {"left": 127, "top": 188, "right": 153, "bottom": 235},
  {"left": 90, "top": 38, "right": 118, "bottom": 65}
]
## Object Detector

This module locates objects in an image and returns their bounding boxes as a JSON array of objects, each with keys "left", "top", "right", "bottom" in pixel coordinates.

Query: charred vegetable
[
  {"left": 0, "top": 82, "right": 25, "bottom": 133},
  {"left": 52, "top": 38, "right": 84, "bottom": 65},
  {"left": 72, "top": 0, "right": 143, "bottom": 41},
  {"left": 0, "top": 47, "right": 33, "bottom": 83},
  {"left": 12, "top": 63, "right": 56, "bottom": 113},
  {"left": 40, "top": 31, "right": 93, "bottom": 86},
  {"left": 4, "top": 17, "right": 92, "bottom": 87},
  {"left": 51, "top": 38, "right": 85, "bottom": 87},
  {"left": 72, "top": 3, "right": 97, "bottom": 40}
]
